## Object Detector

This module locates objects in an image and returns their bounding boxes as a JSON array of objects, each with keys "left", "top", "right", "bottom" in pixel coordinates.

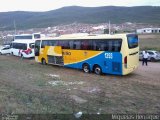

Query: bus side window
[
  {"left": 41, "top": 41, "right": 45, "bottom": 48},
  {"left": 93, "top": 40, "right": 102, "bottom": 51},
  {"left": 41, "top": 40, "right": 48, "bottom": 48},
  {"left": 10, "top": 43, "right": 13, "bottom": 48},
  {"left": 34, "top": 34, "right": 40, "bottom": 39},
  {"left": 31, "top": 44, "right": 35, "bottom": 49},
  {"left": 73, "top": 41, "right": 81, "bottom": 50},
  {"left": 24, "top": 44, "right": 27, "bottom": 50},
  {"left": 48, "top": 41, "right": 55, "bottom": 46},
  {"left": 29, "top": 43, "right": 35, "bottom": 49},
  {"left": 114, "top": 40, "right": 119, "bottom": 52},
  {"left": 108, "top": 41, "right": 113, "bottom": 51},
  {"left": 112, "top": 40, "right": 122, "bottom": 52},
  {"left": 69, "top": 41, "right": 74, "bottom": 49},
  {"left": 81, "top": 40, "right": 90, "bottom": 50},
  {"left": 63, "top": 41, "right": 69, "bottom": 49},
  {"left": 54, "top": 41, "right": 59, "bottom": 46},
  {"left": 92, "top": 40, "right": 98, "bottom": 50}
]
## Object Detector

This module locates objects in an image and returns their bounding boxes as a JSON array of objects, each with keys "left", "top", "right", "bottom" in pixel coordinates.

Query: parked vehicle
[
  {"left": 10, "top": 40, "right": 35, "bottom": 58},
  {"left": 139, "top": 50, "right": 160, "bottom": 61},
  {"left": 0, "top": 46, "right": 11, "bottom": 55},
  {"left": 35, "top": 33, "right": 139, "bottom": 75}
]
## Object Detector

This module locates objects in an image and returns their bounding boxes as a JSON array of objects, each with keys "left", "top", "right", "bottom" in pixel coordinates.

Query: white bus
[
  {"left": 10, "top": 33, "right": 45, "bottom": 58},
  {"left": 14, "top": 33, "right": 45, "bottom": 41},
  {"left": 10, "top": 40, "right": 35, "bottom": 58}
]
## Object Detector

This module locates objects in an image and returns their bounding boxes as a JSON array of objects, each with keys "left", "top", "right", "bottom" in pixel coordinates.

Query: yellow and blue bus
[{"left": 34, "top": 33, "right": 139, "bottom": 75}]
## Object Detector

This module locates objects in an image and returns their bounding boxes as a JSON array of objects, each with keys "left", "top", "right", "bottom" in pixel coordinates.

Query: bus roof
[
  {"left": 12, "top": 40, "right": 35, "bottom": 44},
  {"left": 14, "top": 34, "right": 32, "bottom": 36},
  {"left": 14, "top": 33, "right": 41, "bottom": 36},
  {"left": 38, "top": 33, "right": 135, "bottom": 41}
]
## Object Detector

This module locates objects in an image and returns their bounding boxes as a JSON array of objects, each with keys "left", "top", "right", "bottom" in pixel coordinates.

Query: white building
[{"left": 136, "top": 28, "right": 160, "bottom": 34}]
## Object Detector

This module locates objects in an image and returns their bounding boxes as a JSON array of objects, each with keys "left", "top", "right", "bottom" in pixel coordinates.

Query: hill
[{"left": 0, "top": 6, "right": 160, "bottom": 30}]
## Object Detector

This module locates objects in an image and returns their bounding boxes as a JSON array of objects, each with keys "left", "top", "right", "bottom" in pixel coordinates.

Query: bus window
[
  {"left": 23, "top": 44, "right": 27, "bottom": 50},
  {"left": 48, "top": 41, "right": 55, "bottom": 46},
  {"left": 113, "top": 40, "right": 122, "bottom": 52},
  {"left": 108, "top": 41, "right": 113, "bottom": 51},
  {"left": 127, "top": 34, "right": 138, "bottom": 49},
  {"left": 81, "top": 40, "right": 90, "bottom": 50},
  {"left": 34, "top": 34, "right": 41, "bottom": 39},
  {"left": 10, "top": 43, "right": 13, "bottom": 48},
  {"left": 93, "top": 40, "right": 100, "bottom": 50},
  {"left": 62, "top": 41, "right": 69, "bottom": 49},
  {"left": 69, "top": 41, "right": 74, "bottom": 49},
  {"left": 73, "top": 41, "right": 81, "bottom": 50},
  {"left": 92, "top": 39, "right": 121, "bottom": 52},
  {"left": 15, "top": 35, "right": 32, "bottom": 40},
  {"left": 29, "top": 43, "right": 35, "bottom": 49},
  {"left": 41, "top": 40, "right": 49, "bottom": 48},
  {"left": 93, "top": 40, "right": 109, "bottom": 51}
]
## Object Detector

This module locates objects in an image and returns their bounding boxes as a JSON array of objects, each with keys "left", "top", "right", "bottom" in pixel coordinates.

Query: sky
[{"left": 0, "top": 0, "right": 160, "bottom": 12}]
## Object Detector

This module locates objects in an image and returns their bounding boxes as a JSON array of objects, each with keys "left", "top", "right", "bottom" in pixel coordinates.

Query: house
[{"left": 136, "top": 28, "right": 160, "bottom": 34}]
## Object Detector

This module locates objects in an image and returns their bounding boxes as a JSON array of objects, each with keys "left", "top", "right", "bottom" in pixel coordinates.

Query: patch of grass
[
  {"left": 0, "top": 84, "right": 75, "bottom": 114},
  {"left": 0, "top": 55, "right": 160, "bottom": 114},
  {"left": 139, "top": 34, "right": 160, "bottom": 51}
]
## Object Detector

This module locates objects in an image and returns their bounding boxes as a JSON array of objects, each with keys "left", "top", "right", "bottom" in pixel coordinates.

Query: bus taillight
[{"left": 124, "top": 56, "right": 127, "bottom": 68}]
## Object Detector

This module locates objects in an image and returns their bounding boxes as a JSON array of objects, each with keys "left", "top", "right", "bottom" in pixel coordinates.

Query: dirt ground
[{"left": 0, "top": 55, "right": 160, "bottom": 114}]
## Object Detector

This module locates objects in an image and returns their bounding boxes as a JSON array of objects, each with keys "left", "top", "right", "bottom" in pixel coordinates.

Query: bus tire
[
  {"left": 0, "top": 52, "right": 2, "bottom": 55},
  {"left": 93, "top": 65, "right": 102, "bottom": 75},
  {"left": 82, "top": 63, "right": 90, "bottom": 73},
  {"left": 11, "top": 52, "right": 13, "bottom": 55},
  {"left": 42, "top": 58, "right": 47, "bottom": 65}
]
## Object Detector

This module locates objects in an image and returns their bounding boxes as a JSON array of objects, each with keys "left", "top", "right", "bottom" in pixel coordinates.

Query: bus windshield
[{"left": 127, "top": 34, "right": 138, "bottom": 49}]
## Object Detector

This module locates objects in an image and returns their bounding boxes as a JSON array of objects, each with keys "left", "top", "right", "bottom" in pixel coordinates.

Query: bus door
[
  {"left": 46, "top": 46, "right": 64, "bottom": 66},
  {"left": 35, "top": 40, "right": 41, "bottom": 62},
  {"left": 35, "top": 40, "right": 41, "bottom": 56}
]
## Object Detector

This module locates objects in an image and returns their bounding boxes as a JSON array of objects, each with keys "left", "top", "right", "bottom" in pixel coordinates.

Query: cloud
[{"left": 0, "top": 0, "right": 159, "bottom": 12}]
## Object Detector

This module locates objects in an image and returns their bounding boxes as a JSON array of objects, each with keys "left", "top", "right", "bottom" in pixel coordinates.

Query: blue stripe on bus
[{"left": 64, "top": 52, "right": 122, "bottom": 75}]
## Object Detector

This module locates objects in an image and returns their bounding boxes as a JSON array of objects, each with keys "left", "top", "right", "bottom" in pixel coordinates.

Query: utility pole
[
  {"left": 109, "top": 20, "right": 110, "bottom": 34},
  {"left": 14, "top": 20, "right": 16, "bottom": 35}
]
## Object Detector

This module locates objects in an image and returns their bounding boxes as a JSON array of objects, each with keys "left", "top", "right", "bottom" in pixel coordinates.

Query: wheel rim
[
  {"left": 95, "top": 67, "right": 101, "bottom": 75},
  {"left": 83, "top": 64, "right": 90, "bottom": 73},
  {"left": 84, "top": 66, "right": 89, "bottom": 73}
]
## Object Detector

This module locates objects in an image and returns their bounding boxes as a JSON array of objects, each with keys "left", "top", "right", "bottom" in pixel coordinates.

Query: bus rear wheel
[
  {"left": 94, "top": 65, "right": 102, "bottom": 75},
  {"left": 82, "top": 63, "right": 90, "bottom": 73},
  {"left": 42, "top": 58, "right": 47, "bottom": 65}
]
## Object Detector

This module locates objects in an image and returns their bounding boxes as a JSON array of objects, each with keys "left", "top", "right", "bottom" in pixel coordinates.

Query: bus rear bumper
[{"left": 122, "top": 65, "right": 138, "bottom": 75}]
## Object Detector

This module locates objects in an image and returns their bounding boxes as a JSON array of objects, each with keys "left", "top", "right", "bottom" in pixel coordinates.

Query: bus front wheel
[
  {"left": 82, "top": 63, "right": 90, "bottom": 73},
  {"left": 42, "top": 58, "right": 47, "bottom": 65},
  {"left": 94, "top": 65, "right": 102, "bottom": 75}
]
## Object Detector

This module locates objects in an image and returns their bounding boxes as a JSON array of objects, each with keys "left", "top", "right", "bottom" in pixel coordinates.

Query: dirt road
[{"left": 0, "top": 55, "right": 160, "bottom": 114}]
